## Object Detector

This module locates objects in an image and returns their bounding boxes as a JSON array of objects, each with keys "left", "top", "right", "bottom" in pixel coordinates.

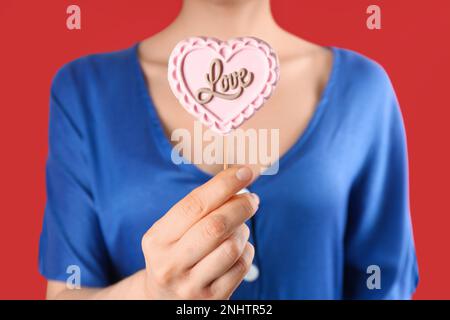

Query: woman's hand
[
  {"left": 45, "top": 166, "right": 258, "bottom": 300},
  {"left": 141, "top": 166, "right": 259, "bottom": 299}
]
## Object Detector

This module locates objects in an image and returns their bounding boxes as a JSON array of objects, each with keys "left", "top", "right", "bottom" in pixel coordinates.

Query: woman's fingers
[
  {"left": 141, "top": 166, "right": 258, "bottom": 299},
  {"left": 190, "top": 224, "right": 250, "bottom": 288},
  {"left": 210, "top": 242, "right": 255, "bottom": 299},
  {"left": 174, "top": 193, "right": 259, "bottom": 269},
  {"left": 153, "top": 166, "right": 254, "bottom": 242}
]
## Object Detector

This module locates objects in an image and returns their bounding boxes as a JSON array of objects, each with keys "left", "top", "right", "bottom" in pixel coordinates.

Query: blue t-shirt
[{"left": 39, "top": 44, "right": 418, "bottom": 299}]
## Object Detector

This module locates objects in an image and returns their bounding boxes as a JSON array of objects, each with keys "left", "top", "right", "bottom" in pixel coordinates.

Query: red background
[{"left": 0, "top": 0, "right": 449, "bottom": 299}]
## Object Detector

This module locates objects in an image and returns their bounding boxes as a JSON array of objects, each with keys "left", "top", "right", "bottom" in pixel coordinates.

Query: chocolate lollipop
[{"left": 168, "top": 36, "right": 280, "bottom": 169}]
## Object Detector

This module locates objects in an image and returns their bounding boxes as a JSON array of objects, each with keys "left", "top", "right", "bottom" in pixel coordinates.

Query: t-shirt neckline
[{"left": 131, "top": 42, "right": 341, "bottom": 188}]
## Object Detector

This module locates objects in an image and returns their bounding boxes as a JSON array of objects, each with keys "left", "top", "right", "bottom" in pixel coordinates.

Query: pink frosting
[{"left": 168, "top": 37, "right": 280, "bottom": 135}]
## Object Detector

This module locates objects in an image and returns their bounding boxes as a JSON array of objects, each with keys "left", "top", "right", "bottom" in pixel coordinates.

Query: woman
[{"left": 39, "top": 0, "right": 418, "bottom": 299}]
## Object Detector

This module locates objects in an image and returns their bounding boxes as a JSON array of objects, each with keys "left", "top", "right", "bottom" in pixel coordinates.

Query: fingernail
[
  {"left": 236, "top": 167, "right": 252, "bottom": 181},
  {"left": 251, "top": 193, "right": 260, "bottom": 206}
]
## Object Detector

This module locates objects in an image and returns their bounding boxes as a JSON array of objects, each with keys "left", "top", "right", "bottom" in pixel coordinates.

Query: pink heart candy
[{"left": 168, "top": 37, "right": 280, "bottom": 135}]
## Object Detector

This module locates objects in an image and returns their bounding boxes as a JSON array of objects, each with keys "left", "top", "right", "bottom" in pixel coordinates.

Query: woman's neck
[
  {"left": 140, "top": 0, "right": 295, "bottom": 63},
  {"left": 170, "top": 0, "right": 281, "bottom": 41}
]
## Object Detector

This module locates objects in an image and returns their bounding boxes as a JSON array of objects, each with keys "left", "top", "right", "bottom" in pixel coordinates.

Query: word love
[{"left": 195, "top": 58, "right": 254, "bottom": 105}]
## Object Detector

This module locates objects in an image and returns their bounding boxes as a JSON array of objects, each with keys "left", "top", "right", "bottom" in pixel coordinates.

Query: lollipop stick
[{"left": 223, "top": 135, "right": 228, "bottom": 171}]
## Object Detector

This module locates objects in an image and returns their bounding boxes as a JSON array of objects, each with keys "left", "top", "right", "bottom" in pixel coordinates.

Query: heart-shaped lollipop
[{"left": 168, "top": 37, "right": 280, "bottom": 135}]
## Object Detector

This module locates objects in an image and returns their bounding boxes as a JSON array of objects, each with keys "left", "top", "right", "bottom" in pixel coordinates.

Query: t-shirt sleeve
[
  {"left": 343, "top": 69, "right": 419, "bottom": 299},
  {"left": 38, "top": 63, "right": 112, "bottom": 287}
]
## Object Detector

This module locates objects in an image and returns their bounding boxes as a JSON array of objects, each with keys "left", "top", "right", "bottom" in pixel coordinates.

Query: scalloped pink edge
[{"left": 168, "top": 36, "right": 280, "bottom": 135}]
